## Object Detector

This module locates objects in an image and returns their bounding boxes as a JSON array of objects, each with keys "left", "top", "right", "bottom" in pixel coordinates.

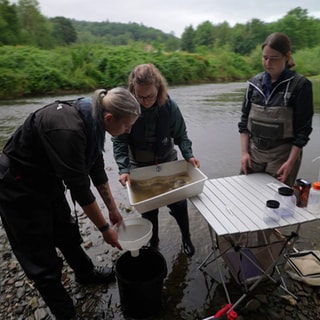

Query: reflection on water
[
  {"left": 169, "top": 82, "right": 320, "bottom": 183},
  {"left": 130, "top": 173, "right": 192, "bottom": 202},
  {"left": 1, "top": 83, "right": 318, "bottom": 183}
]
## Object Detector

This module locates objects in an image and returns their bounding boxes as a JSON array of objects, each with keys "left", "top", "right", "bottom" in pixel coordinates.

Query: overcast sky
[{"left": 35, "top": 0, "right": 320, "bottom": 37}]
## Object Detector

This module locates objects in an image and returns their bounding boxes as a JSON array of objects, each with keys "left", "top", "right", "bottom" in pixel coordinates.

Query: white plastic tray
[{"left": 127, "top": 160, "right": 207, "bottom": 213}]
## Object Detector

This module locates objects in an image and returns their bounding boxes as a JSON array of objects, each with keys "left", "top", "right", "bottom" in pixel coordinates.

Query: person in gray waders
[
  {"left": 238, "top": 32, "right": 313, "bottom": 187},
  {"left": 0, "top": 88, "right": 141, "bottom": 320},
  {"left": 112, "top": 63, "right": 200, "bottom": 256}
]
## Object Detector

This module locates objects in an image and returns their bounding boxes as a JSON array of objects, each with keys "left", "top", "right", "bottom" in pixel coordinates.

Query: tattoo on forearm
[{"left": 97, "top": 184, "right": 112, "bottom": 204}]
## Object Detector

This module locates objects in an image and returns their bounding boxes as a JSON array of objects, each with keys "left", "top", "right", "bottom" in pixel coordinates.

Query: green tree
[
  {"left": 0, "top": 0, "right": 20, "bottom": 44},
  {"left": 194, "top": 21, "right": 215, "bottom": 48},
  {"left": 16, "top": 0, "right": 53, "bottom": 48},
  {"left": 272, "top": 7, "right": 320, "bottom": 51},
  {"left": 181, "top": 25, "right": 196, "bottom": 52},
  {"left": 231, "top": 19, "right": 269, "bottom": 55},
  {"left": 50, "top": 17, "right": 77, "bottom": 45},
  {"left": 212, "top": 21, "right": 232, "bottom": 47}
]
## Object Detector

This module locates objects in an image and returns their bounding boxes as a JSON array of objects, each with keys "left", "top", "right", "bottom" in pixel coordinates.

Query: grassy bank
[
  {"left": 310, "top": 76, "right": 320, "bottom": 112},
  {"left": 0, "top": 44, "right": 319, "bottom": 110},
  {"left": 0, "top": 44, "right": 249, "bottom": 99}
]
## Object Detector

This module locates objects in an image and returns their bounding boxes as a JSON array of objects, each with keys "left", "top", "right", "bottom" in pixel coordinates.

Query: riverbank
[
  {"left": 2, "top": 197, "right": 320, "bottom": 319},
  {"left": 1, "top": 43, "right": 320, "bottom": 103}
]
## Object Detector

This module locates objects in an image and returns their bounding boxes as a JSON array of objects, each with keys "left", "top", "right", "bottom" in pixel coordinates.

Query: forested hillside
[
  {"left": 0, "top": 0, "right": 320, "bottom": 103},
  {"left": 71, "top": 20, "right": 180, "bottom": 51},
  {"left": 1, "top": 0, "right": 320, "bottom": 53},
  {"left": 0, "top": 0, "right": 179, "bottom": 50}
]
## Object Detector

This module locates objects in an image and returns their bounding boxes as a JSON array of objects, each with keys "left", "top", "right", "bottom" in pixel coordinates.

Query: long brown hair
[{"left": 128, "top": 64, "right": 168, "bottom": 106}]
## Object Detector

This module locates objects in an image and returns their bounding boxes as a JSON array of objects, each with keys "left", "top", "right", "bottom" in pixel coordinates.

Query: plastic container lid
[
  {"left": 278, "top": 187, "right": 294, "bottom": 196},
  {"left": 312, "top": 182, "right": 320, "bottom": 190},
  {"left": 266, "top": 200, "right": 280, "bottom": 208},
  {"left": 296, "top": 178, "right": 312, "bottom": 187}
]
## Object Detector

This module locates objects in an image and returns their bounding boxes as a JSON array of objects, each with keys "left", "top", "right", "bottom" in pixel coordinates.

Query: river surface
[{"left": 0, "top": 83, "right": 320, "bottom": 319}]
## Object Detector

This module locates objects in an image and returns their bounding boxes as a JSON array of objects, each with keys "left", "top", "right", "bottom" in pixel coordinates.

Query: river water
[{"left": 0, "top": 83, "right": 320, "bottom": 319}]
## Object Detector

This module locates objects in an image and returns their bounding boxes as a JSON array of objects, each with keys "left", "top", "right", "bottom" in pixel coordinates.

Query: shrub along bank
[{"left": 0, "top": 44, "right": 319, "bottom": 110}]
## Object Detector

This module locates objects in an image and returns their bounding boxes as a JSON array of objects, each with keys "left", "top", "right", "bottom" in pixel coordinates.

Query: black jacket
[
  {"left": 2, "top": 98, "right": 107, "bottom": 206},
  {"left": 238, "top": 69, "right": 313, "bottom": 148}
]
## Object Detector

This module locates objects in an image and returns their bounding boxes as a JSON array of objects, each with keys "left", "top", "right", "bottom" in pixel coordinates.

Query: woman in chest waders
[
  {"left": 238, "top": 32, "right": 313, "bottom": 187},
  {"left": 112, "top": 64, "right": 200, "bottom": 256}
]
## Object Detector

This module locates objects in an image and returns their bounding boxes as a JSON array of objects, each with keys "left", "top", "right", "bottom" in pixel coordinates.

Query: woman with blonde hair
[{"left": 113, "top": 64, "right": 200, "bottom": 256}]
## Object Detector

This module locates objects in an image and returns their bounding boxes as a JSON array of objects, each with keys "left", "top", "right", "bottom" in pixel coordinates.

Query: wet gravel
[{"left": 2, "top": 214, "right": 320, "bottom": 320}]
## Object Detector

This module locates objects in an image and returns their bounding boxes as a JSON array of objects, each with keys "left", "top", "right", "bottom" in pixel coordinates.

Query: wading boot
[
  {"left": 182, "top": 237, "right": 195, "bottom": 256},
  {"left": 142, "top": 210, "right": 160, "bottom": 250},
  {"left": 169, "top": 200, "right": 195, "bottom": 257}
]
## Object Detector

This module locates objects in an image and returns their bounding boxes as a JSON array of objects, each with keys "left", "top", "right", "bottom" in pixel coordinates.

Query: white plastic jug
[{"left": 307, "top": 182, "right": 320, "bottom": 214}]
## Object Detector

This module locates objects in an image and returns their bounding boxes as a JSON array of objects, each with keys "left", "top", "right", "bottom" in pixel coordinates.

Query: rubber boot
[
  {"left": 142, "top": 209, "right": 160, "bottom": 249},
  {"left": 169, "top": 200, "right": 195, "bottom": 256}
]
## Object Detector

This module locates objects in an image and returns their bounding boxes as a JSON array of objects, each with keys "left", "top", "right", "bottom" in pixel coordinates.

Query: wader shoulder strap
[
  {"left": 289, "top": 74, "right": 303, "bottom": 92},
  {"left": 156, "top": 98, "right": 172, "bottom": 158}
]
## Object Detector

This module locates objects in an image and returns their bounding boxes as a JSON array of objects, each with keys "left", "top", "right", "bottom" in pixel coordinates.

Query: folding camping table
[{"left": 190, "top": 173, "right": 319, "bottom": 316}]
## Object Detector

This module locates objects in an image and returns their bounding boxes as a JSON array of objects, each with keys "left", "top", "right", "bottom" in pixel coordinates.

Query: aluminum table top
[{"left": 190, "top": 173, "right": 318, "bottom": 236}]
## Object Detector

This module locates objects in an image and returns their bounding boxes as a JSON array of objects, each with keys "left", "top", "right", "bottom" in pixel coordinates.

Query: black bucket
[{"left": 115, "top": 248, "right": 167, "bottom": 319}]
